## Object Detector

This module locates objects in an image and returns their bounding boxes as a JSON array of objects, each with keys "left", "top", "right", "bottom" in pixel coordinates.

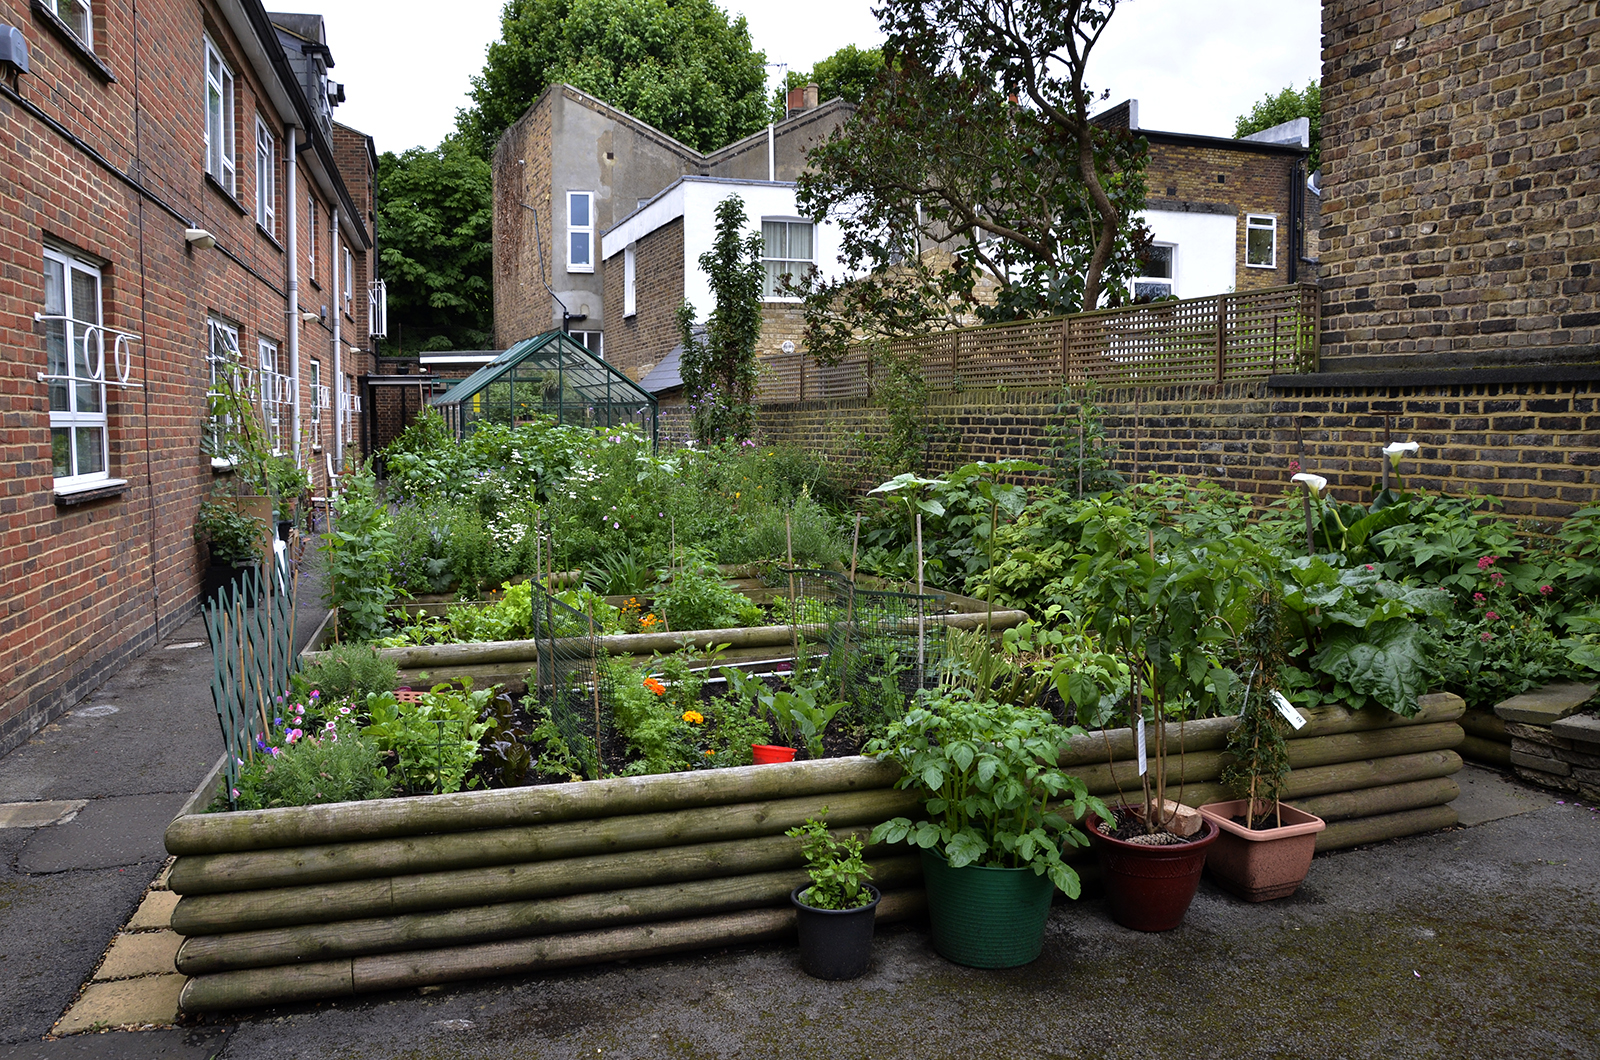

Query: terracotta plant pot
[
  {"left": 1196, "top": 799, "right": 1327, "bottom": 902},
  {"left": 751, "top": 744, "right": 797, "bottom": 764},
  {"left": 1088, "top": 809, "right": 1219, "bottom": 932},
  {"left": 791, "top": 884, "right": 880, "bottom": 980}
]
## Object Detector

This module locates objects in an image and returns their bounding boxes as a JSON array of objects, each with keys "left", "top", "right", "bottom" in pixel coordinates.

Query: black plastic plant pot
[{"left": 791, "top": 884, "right": 881, "bottom": 981}]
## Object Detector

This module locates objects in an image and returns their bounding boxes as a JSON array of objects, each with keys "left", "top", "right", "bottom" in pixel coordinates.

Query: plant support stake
[{"left": 916, "top": 513, "right": 925, "bottom": 689}]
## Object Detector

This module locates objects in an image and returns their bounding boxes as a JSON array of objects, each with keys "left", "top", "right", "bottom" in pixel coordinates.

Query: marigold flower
[
  {"left": 682, "top": 710, "right": 705, "bottom": 725},
  {"left": 643, "top": 677, "right": 666, "bottom": 696}
]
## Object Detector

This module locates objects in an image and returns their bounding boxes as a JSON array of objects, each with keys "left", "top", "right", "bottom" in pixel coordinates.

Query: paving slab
[
  {"left": 16, "top": 795, "right": 189, "bottom": 874},
  {"left": 0, "top": 1028, "right": 226, "bottom": 1059},
  {"left": 1450, "top": 762, "right": 1557, "bottom": 826},
  {"left": 50, "top": 977, "right": 185, "bottom": 1037},
  {"left": 93, "top": 934, "right": 182, "bottom": 982},
  {"left": 1494, "top": 681, "right": 1599, "bottom": 725},
  {"left": 126, "top": 892, "right": 180, "bottom": 932},
  {"left": 0, "top": 803, "right": 87, "bottom": 829}
]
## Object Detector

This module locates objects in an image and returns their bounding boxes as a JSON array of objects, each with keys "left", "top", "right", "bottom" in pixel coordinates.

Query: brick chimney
[{"left": 786, "top": 82, "right": 821, "bottom": 119}]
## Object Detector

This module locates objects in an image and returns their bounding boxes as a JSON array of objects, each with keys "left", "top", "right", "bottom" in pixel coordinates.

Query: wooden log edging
[{"left": 168, "top": 694, "right": 1466, "bottom": 1014}]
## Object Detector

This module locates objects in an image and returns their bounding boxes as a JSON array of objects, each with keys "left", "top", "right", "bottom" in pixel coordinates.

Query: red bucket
[{"left": 751, "top": 744, "right": 797, "bottom": 764}]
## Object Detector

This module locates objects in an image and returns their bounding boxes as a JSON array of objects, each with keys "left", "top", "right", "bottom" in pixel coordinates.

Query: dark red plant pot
[
  {"left": 1088, "top": 810, "right": 1220, "bottom": 932},
  {"left": 751, "top": 744, "right": 797, "bottom": 764}
]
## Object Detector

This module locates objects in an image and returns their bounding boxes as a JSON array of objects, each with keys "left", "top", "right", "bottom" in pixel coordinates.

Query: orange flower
[{"left": 643, "top": 677, "right": 666, "bottom": 696}]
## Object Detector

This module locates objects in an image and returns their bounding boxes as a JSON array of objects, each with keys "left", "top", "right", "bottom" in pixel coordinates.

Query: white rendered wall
[{"left": 1138, "top": 210, "right": 1237, "bottom": 299}]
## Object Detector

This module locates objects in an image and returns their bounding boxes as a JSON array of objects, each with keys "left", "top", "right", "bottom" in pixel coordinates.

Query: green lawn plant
[
  {"left": 786, "top": 813, "right": 874, "bottom": 910},
  {"left": 867, "top": 691, "right": 1107, "bottom": 896}
]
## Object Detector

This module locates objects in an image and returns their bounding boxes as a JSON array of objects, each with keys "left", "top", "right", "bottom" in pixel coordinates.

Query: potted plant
[
  {"left": 1198, "top": 592, "right": 1326, "bottom": 901},
  {"left": 867, "top": 690, "right": 1106, "bottom": 968},
  {"left": 1077, "top": 527, "right": 1258, "bottom": 931},
  {"left": 195, "top": 495, "right": 269, "bottom": 605},
  {"left": 264, "top": 455, "right": 311, "bottom": 541},
  {"left": 784, "top": 813, "right": 879, "bottom": 980}
]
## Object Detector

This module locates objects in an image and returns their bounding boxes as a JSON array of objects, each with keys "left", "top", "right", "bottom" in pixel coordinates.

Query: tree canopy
[
  {"left": 456, "top": 0, "right": 772, "bottom": 158},
  {"left": 1236, "top": 81, "right": 1322, "bottom": 172},
  {"left": 795, "top": 0, "right": 1149, "bottom": 360},
  {"left": 776, "top": 44, "right": 886, "bottom": 114},
  {"left": 375, "top": 140, "right": 495, "bottom": 352}
]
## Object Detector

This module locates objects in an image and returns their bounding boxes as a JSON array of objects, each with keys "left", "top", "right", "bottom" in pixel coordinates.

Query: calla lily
[
  {"left": 1382, "top": 441, "right": 1420, "bottom": 467},
  {"left": 1291, "top": 472, "right": 1328, "bottom": 493}
]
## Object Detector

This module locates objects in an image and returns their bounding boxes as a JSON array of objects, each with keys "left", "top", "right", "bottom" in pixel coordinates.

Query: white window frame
[
  {"left": 255, "top": 118, "right": 276, "bottom": 233},
  {"left": 340, "top": 374, "right": 359, "bottom": 445},
  {"left": 45, "top": 0, "right": 93, "bottom": 49},
  {"left": 257, "top": 338, "right": 290, "bottom": 456},
  {"left": 1245, "top": 214, "right": 1277, "bottom": 269},
  {"left": 1133, "top": 242, "right": 1177, "bottom": 301},
  {"left": 760, "top": 218, "right": 815, "bottom": 301},
  {"left": 343, "top": 247, "right": 354, "bottom": 313},
  {"left": 206, "top": 317, "right": 242, "bottom": 467},
  {"left": 570, "top": 330, "right": 603, "bottom": 359},
  {"left": 368, "top": 278, "right": 388, "bottom": 337},
  {"left": 567, "top": 191, "right": 594, "bottom": 273},
  {"left": 44, "top": 246, "right": 109, "bottom": 488},
  {"left": 309, "top": 360, "right": 324, "bottom": 450},
  {"left": 308, "top": 197, "right": 318, "bottom": 282},
  {"left": 204, "top": 37, "right": 236, "bottom": 194},
  {"left": 623, "top": 245, "right": 636, "bottom": 317}
]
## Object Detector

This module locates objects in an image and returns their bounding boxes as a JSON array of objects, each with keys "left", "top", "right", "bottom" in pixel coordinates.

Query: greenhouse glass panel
[{"left": 432, "top": 329, "right": 657, "bottom": 445}]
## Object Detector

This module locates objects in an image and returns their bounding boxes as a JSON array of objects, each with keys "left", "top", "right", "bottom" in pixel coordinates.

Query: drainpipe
[
  {"left": 332, "top": 207, "right": 343, "bottom": 472},
  {"left": 287, "top": 123, "right": 301, "bottom": 465}
]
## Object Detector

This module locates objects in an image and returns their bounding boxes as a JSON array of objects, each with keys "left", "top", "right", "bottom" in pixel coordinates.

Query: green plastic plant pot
[{"left": 919, "top": 847, "right": 1054, "bottom": 968}]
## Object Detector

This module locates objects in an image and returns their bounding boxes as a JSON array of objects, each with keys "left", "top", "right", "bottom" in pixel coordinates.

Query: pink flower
[
  {"left": 339, "top": 706, "right": 351, "bottom": 715},
  {"left": 1477, "top": 555, "right": 1498, "bottom": 570},
  {"left": 1473, "top": 592, "right": 1486, "bottom": 603},
  {"left": 1365, "top": 564, "right": 1375, "bottom": 571},
  {"left": 328, "top": 732, "right": 338, "bottom": 742},
  {"left": 286, "top": 727, "right": 303, "bottom": 744},
  {"left": 1540, "top": 585, "right": 1553, "bottom": 595},
  {"left": 231, "top": 788, "right": 240, "bottom": 799},
  {"left": 1288, "top": 459, "right": 1301, "bottom": 473},
  {"left": 1485, "top": 611, "right": 1499, "bottom": 621},
  {"left": 1480, "top": 631, "right": 1495, "bottom": 643},
  {"left": 269, "top": 746, "right": 281, "bottom": 757}
]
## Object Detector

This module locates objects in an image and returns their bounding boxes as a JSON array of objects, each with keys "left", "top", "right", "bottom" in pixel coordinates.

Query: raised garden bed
[{"left": 164, "top": 692, "right": 1464, "bottom": 1013}]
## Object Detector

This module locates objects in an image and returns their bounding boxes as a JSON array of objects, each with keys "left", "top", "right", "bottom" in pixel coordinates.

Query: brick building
[
  {"left": 491, "top": 83, "right": 850, "bottom": 358},
  {"left": 0, "top": 1, "right": 382, "bottom": 755}
]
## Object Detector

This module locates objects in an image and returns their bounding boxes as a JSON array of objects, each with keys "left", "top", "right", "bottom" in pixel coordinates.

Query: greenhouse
[{"left": 431, "top": 329, "right": 658, "bottom": 443}]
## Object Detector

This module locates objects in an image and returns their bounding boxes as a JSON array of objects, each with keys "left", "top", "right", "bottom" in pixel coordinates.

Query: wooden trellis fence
[
  {"left": 205, "top": 554, "right": 298, "bottom": 803},
  {"left": 755, "top": 282, "right": 1319, "bottom": 403}
]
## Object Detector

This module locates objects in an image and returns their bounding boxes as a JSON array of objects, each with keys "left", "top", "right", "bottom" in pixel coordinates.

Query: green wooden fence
[{"left": 205, "top": 554, "right": 298, "bottom": 804}]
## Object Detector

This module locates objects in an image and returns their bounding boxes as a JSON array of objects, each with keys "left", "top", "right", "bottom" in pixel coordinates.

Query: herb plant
[{"left": 786, "top": 813, "right": 875, "bottom": 911}]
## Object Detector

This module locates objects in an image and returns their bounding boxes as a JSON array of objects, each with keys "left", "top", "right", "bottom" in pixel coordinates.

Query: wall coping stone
[
  {"left": 1269, "top": 362, "right": 1600, "bottom": 391},
  {"left": 1550, "top": 714, "right": 1600, "bottom": 748},
  {"left": 1493, "top": 682, "right": 1599, "bottom": 726}
]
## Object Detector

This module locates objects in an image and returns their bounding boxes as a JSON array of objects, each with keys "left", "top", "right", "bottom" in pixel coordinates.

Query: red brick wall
[
  {"left": 0, "top": 0, "right": 371, "bottom": 754},
  {"left": 603, "top": 217, "right": 684, "bottom": 377}
]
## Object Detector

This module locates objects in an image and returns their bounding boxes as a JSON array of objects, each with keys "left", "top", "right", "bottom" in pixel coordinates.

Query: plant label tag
[
  {"left": 1272, "top": 691, "right": 1308, "bottom": 730},
  {"left": 1136, "top": 717, "right": 1147, "bottom": 776}
]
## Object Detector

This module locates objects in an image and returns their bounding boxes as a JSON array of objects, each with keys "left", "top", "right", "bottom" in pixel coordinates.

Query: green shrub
[
  {"left": 225, "top": 728, "right": 393, "bottom": 810},
  {"left": 294, "top": 643, "right": 398, "bottom": 702},
  {"left": 654, "top": 552, "right": 763, "bottom": 632},
  {"left": 322, "top": 465, "right": 397, "bottom": 642},
  {"left": 363, "top": 682, "right": 494, "bottom": 794}
]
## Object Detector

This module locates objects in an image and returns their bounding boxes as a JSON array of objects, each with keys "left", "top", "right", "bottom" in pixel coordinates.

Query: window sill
[
  {"left": 1243, "top": 263, "right": 1278, "bottom": 270},
  {"left": 54, "top": 477, "right": 129, "bottom": 506},
  {"left": 257, "top": 224, "right": 284, "bottom": 252},
  {"left": 211, "top": 458, "right": 236, "bottom": 472},
  {"left": 31, "top": 0, "right": 117, "bottom": 83},
  {"left": 206, "top": 175, "right": 248, "bottom": 215},
  {"left": 567, "top": 266, "right": 595, "bottom": 275}
]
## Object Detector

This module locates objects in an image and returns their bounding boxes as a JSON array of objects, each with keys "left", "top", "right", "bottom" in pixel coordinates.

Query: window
[
  {"left": 1246, "top": 214, "right": 1276, "bottom": 268},
  {"left": 368, "top": 278, "right": 388, "bottom": 337},
  {"left": 341, "top": 375, "right": 359, "bottom": 445},
  {"left": 43, "top": 0, "right": 92, "bottom": 47},
  {"left": 567, "top": 191, "right": 593, "bottom": 273},
  {"left": 257, "top": 338, "right": 289, "bottom": 455},
  {"left": 1133, "top": 243, "right": 1175, "bottom": 301},
  {"left": 309, "top": 360, "right": 323, "bottom": 449},
  {"left": 308, "top": 198, "right": 318, "bottom": 282},
  {"left": 204, "top": 37, "right": 236, "bottom": 194},
  {"left": 205, "top": 318, "right": 242, "bottom": 466},
  {"left": 623, "top": 245, "right": 636, "bottom": 317},
  {"left": 44, "top": 247, "right": 107, "bottom": 486},
  {"left": 569, "top": 330, "right": 603, "bottom": 358},
  {"left": 344, "top": 247, "right": 354, "bottom": 314},
  {"left": 255, "top": 119, "right": 276, "bottom": 232},
  {"left": 761, "top": 220, "right": 814, "bottom": 299}
]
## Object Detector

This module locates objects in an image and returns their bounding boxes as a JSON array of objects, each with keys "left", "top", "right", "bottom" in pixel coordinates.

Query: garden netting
[{"left": 780, "top": 569, "right": 947, "bottom": 710}]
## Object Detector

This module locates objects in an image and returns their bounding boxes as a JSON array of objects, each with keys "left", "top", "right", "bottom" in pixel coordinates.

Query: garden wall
[
  {"left": 753, "top": 376, "right": 1600, "bottom": 518},
  {"left": 163, "top": 694, "right": 1463, "bottom": 1013}
]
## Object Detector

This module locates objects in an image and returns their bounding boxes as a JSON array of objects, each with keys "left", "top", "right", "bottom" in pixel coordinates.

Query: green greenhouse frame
[{"left": 431, "top": 330, "right": 658, "bottom": 444}]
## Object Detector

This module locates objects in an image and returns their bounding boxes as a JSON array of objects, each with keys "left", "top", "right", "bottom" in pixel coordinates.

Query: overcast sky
[{"left": 325, "top": 0, "right": 1322, "bottom": 156}]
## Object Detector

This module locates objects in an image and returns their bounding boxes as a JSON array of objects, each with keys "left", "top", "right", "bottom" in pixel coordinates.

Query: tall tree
[
  {"left": 1236, "top": 81, "right": 1322, "bottom": 172},
  {"left": 456, "top": 0, "right": 771, "bottom": 158},
  {"left": 375, "top": 140, "right": 495, "bottom": 352},
  {"left": 796, "top": 1, "right": 1148, "bottom": 360},
  {"left": 676, "top": 196, "right": 764, "bottom": 444}
]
